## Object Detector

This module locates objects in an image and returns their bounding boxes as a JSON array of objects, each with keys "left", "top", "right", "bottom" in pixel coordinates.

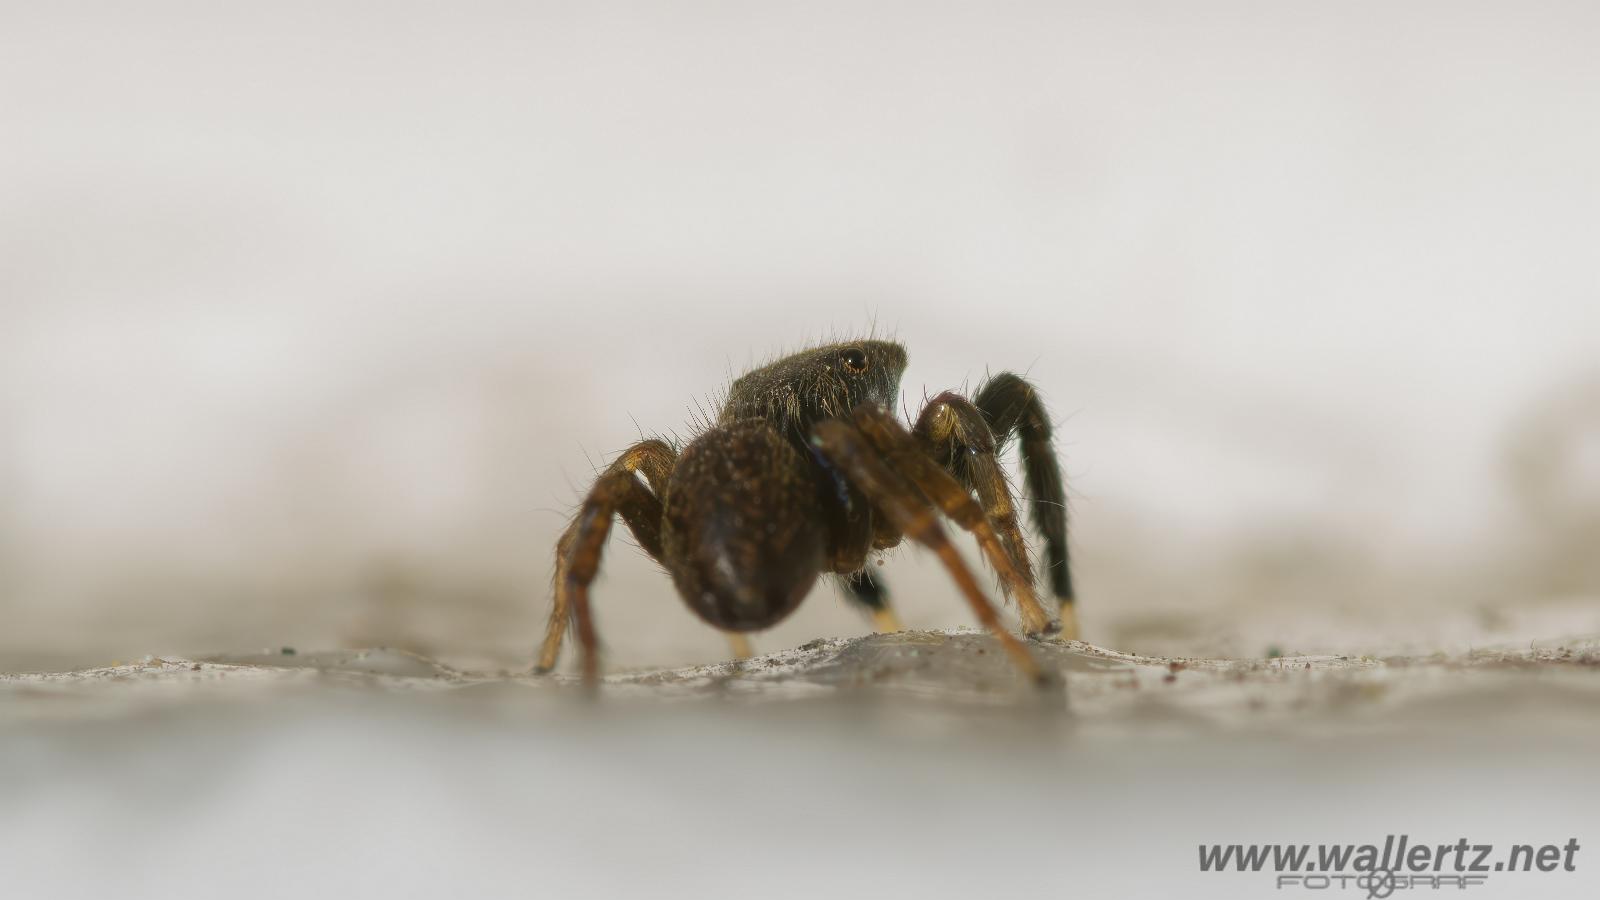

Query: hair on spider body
[
  {"left": 537, "top": 339, "right": 1078, "bottom": 687},
  {"left": 719, "top": 341, "right": 907, "bottom": 441},
  {"left": 662, "top": 419, "right": 825, "bottom": 630}
]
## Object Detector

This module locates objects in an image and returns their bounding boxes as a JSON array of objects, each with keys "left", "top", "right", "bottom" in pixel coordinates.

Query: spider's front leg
[
  {"left": 537, "top": 439, "right": 675, "bottom": 679},
  {"left": 809, "top": 413, "right": 1051, "bottom": 686},
  {"left": 919, "top": 374, "right": 1079, "bottom": 640},
  {"left": 911, "top": 391, "right": 1055, "bottom": 635},
  {"left": 846, "top": 404, "right": 1059, "bottom": 637}
]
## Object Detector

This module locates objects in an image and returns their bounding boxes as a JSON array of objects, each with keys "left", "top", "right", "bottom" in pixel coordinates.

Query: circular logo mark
[{"left": 1365, "top": 867, "right": 1397, "bottom": 899}]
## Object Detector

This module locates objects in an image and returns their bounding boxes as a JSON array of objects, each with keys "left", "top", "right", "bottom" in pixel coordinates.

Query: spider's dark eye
[{"left": 839, "top": 348, "right": 868, "bottom": 374}]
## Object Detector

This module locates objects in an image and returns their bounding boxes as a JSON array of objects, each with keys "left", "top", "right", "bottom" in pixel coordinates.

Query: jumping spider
[{"left": 536, "top": 340, "right": 1077, "bottom": 685}]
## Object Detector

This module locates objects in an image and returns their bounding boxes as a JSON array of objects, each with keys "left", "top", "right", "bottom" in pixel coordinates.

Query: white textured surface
[{"left": 3, "top": 630, "right": 1599, "bottom": 899}]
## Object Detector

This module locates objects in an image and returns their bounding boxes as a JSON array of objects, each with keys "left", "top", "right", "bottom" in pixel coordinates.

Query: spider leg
[
  {"left": 848, "top": 404, "right": 1058, "bottom": 638},
  {"left": 725, "top": 633, "right": 754, "bottom": 659},
  {"left": 837, "top": 569, "right": 903, "bottom": 632},
  {"left": 810, "top": 418, "right": 1049, "bottom": 685},
  {"left": 972, "top": 373, "right": 1076, "bottom": 638},
  {"left": 913, "top": 391, "right": 1054, "bottom": 633},
  {"left": 537, "top": 440, "right": 675, "bottom": 678}
]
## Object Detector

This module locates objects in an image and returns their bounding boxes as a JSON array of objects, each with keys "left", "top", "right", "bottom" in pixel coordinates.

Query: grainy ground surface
[
  {"left": 4, "top": 626, "right": 1598, "bottom": 900},
  {"left": 9, "top": 628, "right": 1600, "bottom": 738}
]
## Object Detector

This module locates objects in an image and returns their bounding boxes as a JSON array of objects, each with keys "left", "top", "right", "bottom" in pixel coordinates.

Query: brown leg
[
  {"left": 914, "top": 392, "right": 1046, "bottom": 615},
  {"left": 810, "top": 419, "right": 1048, "bottom": 685},
  {"left": 536, "top": 440, "right": 675, "bottom": 677},
  {"left": 850, "top": 404, "right": 1058, "bottom": 637}
]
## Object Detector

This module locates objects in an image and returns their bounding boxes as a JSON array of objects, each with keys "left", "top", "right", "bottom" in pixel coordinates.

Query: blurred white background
[{"left": 3, "top": 0, "right": 1599, "bottom": 672}]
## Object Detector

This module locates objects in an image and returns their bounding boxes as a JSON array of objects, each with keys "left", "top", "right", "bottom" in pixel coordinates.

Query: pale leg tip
[
  {"left": 726, "top": 633, "right": 755, "bottom": 660},
  {"left": 1055, "top": 603, "right": 1081, "bottom": 642}
]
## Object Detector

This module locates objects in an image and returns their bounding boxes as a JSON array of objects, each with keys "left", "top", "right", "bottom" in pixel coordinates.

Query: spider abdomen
[{"left": 661, "top": 420, "right": 826, "bottom": 632}]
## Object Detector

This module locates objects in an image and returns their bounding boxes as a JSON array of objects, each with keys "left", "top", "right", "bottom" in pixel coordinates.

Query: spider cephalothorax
[
  {"left": 720, "top": 340, "right": 908, "bottom": 440},
  {"left": 537, "top": 338, "right": 1077, "bottom": 686}
]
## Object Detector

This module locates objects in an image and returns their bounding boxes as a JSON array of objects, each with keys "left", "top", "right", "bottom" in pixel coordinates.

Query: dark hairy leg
[
  {"left": 810, "top": 418, "right": 1049, "bottom": 685},
  {"left": 848, "top": 404, "right": 1058, "bottom": 637},
  {"left": 838, "top": 569, "right": 904, "bottom": 632},
  {"left": 537, "top": 440, "right": 675, "bottom": 677},
  {"left": 972, "top": 373, "right": 1077, "bottom": 638}
]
